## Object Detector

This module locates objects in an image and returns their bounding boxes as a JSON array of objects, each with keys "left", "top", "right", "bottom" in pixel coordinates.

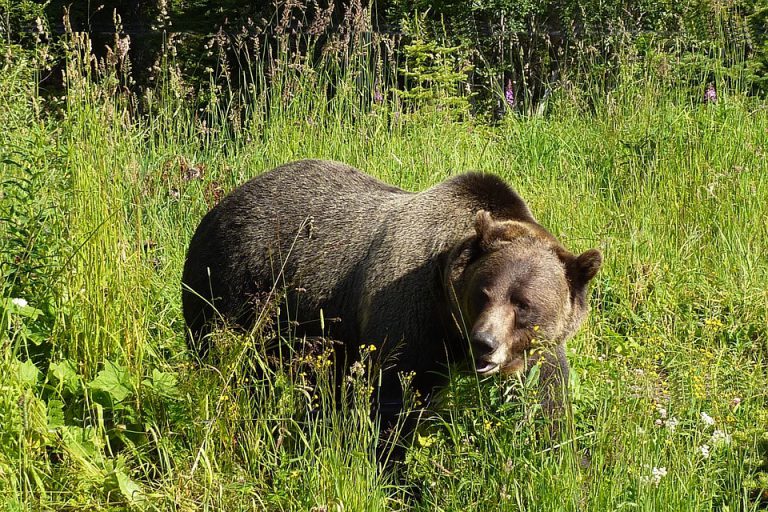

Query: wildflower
[
  {"left": 505, "top": 80, "right": 515, "bottom": 108},
  {"left": 417, "top": 433, "right": 435, "bottom": 448},
  {"left": 116, "top": 35, "right": 131, "bottom": 60},
  {"left": 692, "top": 374, "right": 707, "bottom": 399},
  {"left": 11, "top": 298, "right": 28, "bottom": 308},
  {"left": 701, "top": 412, "right": 715, "bottom": 427},
  {"left": 657, "top": 406, "right": 668, "bottom": 420},
  {"left": 666, "top": 417, "right": 679, "bottom": 433},
  {"left": 349, "top": 361, "right": 364, "bottom": 378},
  {"left": 704, "top": 317, "right": 724, "bottom": 331},
  {"left": 373, "top": 89, "right": 383, "bottom": 103},
  {"left": 730, "top": 397, "right": 741, "bottom": 408},
  {"left": 368, "top": 344, "right": 376, "bottom": 352},
  {"left": 699, "top": 444, "right": 711, "bottom": 459},
  {"left": 704, "top": 83, "right": 717, "bottom": 104},
  {"left": 642, "top": 466, "right": 668, "bottom": 486},
  {"left": 710, "top": 430, "right": 731, "bottom": 446}
]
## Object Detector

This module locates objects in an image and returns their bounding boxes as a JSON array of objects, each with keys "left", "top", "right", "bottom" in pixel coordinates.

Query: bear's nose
[{"left": 471, "top": 332, "right": 498, "bottom": 353}]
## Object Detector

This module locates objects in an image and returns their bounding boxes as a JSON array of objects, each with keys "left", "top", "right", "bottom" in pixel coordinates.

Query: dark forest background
[{"left": 3, "top": 0, "right": 767, "bottom": 115}]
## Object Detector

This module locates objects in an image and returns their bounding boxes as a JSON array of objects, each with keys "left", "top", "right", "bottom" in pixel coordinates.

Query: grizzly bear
[{"left": 181, "top": 159, "right": 601, "bottom": 418}]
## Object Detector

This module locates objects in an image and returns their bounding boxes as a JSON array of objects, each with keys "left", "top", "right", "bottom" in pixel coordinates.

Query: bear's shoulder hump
[{"left": 439, "top": 172, "right": 535, "bottom": 222}]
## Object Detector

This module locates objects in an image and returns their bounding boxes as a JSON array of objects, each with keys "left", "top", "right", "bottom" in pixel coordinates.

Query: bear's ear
[
  {"left": 474, "top": 210, "right": 495, "bottom": 251},
  {"left": 567, "top": 249, "right": 602, "bottom": 288}
]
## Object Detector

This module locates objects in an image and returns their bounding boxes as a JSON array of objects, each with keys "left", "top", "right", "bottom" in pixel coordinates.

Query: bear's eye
[
  {"left": 474, "top": 287, "right": 491, "bottom": 308},
  {"left": 512, "top": 299, "right": 532, "bottom": 325},
  {"left": 512, "top": 298, "right": 529, "bottom": 311}
]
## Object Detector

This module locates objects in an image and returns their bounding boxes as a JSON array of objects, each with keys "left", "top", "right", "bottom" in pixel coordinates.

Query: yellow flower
[
  {"left": 692, "top": 374, "right": 707, "bottom": 400},
  {"left": 418, "top": 433, "right": 435, "bottom": 447},
  {"left": 704, "top": 318, "right": 724, "bottom": 332},
  {"left": 368, "top": 344, "right": 376, "bottom": 352}
]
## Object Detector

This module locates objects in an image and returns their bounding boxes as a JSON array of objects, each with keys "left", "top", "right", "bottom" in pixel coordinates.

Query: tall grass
[{"left": 1, "top": 8, "right": 767, "bottom": 510}]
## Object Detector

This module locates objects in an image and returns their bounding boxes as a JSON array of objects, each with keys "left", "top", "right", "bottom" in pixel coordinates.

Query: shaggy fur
[{"left": 182, "top": 159, "right": 601, "bottom": 412}]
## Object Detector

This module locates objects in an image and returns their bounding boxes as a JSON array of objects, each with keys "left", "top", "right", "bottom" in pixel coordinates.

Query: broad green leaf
[
  {"left": 115, "top": 467, "right": 146, "bottom": 506},
  {"left": 48, "top": 360, "right": 81, "bottom": 395},
  {"left": 524, "top": 362, "right": 540, "bottom": 388},
  {"left": 61, "top": 426, "right": 103, "bottom": 463},
  {"left": 5, "top": 297, "right": 43, "bottom": 319},
  {"left": 142, "top": 368, "right": 179, "bottom": 399},
  {"left": 89, "top": 361, "right": 132, "bottom": 402},
  {"left": 18, "top": 358, "right": 40, "bottom": 386}
]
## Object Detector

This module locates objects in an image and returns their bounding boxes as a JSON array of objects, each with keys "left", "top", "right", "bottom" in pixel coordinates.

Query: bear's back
[
  {"left": 182, "top": 160, "right": 409, "bottom": 344},
  {"left": 226, "top": 159, "right": 405, "bottom": 210}
]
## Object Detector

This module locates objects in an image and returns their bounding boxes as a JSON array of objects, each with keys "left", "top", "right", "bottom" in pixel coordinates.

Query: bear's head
[{"left": 446, "top": 210, "right": 602, "bottom": 376}]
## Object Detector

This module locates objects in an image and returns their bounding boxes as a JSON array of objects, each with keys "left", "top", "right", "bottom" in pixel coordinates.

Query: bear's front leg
[{"left": 538, "top": 343, "right": 570, "bottom": 428}]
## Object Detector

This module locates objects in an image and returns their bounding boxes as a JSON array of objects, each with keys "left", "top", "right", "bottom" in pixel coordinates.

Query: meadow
[{"left": 1, "top": 22, "right": 768, "bottom": 511}]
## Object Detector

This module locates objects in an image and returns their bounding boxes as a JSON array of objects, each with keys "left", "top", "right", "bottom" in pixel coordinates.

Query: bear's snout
[
  {"left": 471, "top": 331, "right": 499, "bottom": 373},
  {"left": 471, "top": 331, "right": 498, "bottom": 353}
]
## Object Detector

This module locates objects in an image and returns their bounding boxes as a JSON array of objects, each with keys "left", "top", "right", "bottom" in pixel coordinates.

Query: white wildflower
[
  {"left": 649, "top": 467, "right": 667, "bottom": 486},
  {"left": 657, "top": 406, "right": 668, "bottom": 420},
  {"left": 710, "top": 430, "right": 731, "bottom": 446},
  {"left": 666, "top": 417, "right": 679, "bottom": 433},
  {"left": 699, "top": 444, "right": 710, "bottom": 459},
  {"left": 641, "top": 465, "right": 668, "bottom": 486},
  {"left": 11, "top": 298, "right": 28, "bottom": 308},
  {"left": 700, "top": 412, "right": 715, "bottom": 426}
]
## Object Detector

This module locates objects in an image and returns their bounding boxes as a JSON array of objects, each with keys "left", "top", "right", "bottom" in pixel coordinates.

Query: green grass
[{"left": 1, "top": 36, "right": 768, "bottom": 511}]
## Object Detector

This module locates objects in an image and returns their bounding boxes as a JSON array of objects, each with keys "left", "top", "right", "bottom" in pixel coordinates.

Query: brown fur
[{"left": 181, "top": 159, "right": 601, "bottom": 414}]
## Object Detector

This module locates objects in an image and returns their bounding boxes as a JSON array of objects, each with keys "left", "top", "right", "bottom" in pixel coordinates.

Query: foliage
[
  {"left": 0, "top": 0, "right": 763, "bottom": 115},
  {"left": 396, "top": 13, "right": 474, "bottom": 116},
  {"left": 743, "top": 0, "right": 768, "bottom": 93},
  {"left": 385, "top": 0, "right": 768, "bottom": 109},
  {"left": 0, "top": 0, "right": 47, "bottom": 46}
]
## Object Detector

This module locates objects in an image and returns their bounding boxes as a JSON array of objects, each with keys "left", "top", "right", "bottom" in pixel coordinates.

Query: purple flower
[
  {"left": 373, "top": 88, "right": 383, "bottom": 103},
  {"left": 505, "top": 80, "right": 515, "bottom": 108},
  {"left": 704, "top": 83, "right": 717, "bottom": 104}
]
